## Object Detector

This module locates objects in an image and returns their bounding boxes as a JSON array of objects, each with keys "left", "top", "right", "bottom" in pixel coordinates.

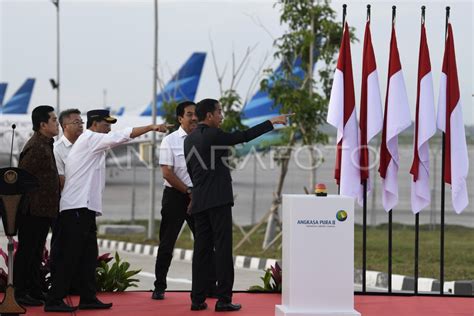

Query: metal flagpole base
[{"left": 0, "top": 285, "right": 26, "bottom": 316}]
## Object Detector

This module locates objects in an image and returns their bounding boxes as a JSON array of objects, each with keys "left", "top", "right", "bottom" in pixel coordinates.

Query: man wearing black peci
[{"left": 184, "top": 98, "right": 290, "bottom": 312}]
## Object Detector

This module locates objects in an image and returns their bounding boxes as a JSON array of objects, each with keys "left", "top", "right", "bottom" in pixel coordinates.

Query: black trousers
[
  {"left": 154, "top": 187, "right": 217, "bottom": 292},
  {"left": 192, "top": 204, "right": 234, "bottom": 304},
  {"left": 13, "top": 213, "right": 52, "bottom": 297},
  {"left": 154, "top": 187, "right": 195, "bottom": 290},
  {"left": 47, "top": 208, "right": 98, "bottom": 302}
]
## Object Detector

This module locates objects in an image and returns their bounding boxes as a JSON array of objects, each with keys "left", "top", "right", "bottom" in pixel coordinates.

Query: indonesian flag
[
  {"left": 437, "top": 23, "right": 469, "bottom": 214},
  {"left": 327, "top": 22, "right": 362, "bottom": 202},
  {"left": 359, "top": 20, "right": 383, "bottom": 199},
  {"left": 378, "top": 23, "right": 412, "bottom": 212},
  {"left": 410, "top": 22, "right": 436, "bottom": 214}
]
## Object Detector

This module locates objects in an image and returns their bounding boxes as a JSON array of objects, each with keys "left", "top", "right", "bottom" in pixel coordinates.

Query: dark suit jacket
[
  {"left": 184, "top": 121, "right": 273, "bottom": 214},
  {"left": 18, "top": 132, "right": 60, "bottom": 218}
]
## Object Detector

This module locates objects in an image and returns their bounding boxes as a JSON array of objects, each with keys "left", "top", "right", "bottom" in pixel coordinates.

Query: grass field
[
  {"left": 354, "top": 223, "right": 474, "bottom": 281},
  {"left": 98, "top": 219, "right": 474, "bottom": 281}
]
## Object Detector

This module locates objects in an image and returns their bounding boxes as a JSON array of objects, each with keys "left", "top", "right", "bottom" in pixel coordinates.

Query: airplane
[
  {"left": 105, "top": 52, "right": 207, "bottom": 168},
  {"left": 115, "top": 106, "right": 125, "bottom": 116},
  {"left": 0, "top": 52, "right": 206, "bottom": 167},
  {"left": 0, "top": 83, "right": 7, "bottom": 108},
  {"left": 140, "top": 52, "right": 206, "bottom": 116},
  {"left": 0, "top": 53, "right": 205, "bottom": 169},
  {"left": 0, "top": 78, "right": 35, "bottom": 114},
  {"left": 101, "top": 52, "right": 205, "bottom": 118},
  {"left": 236, "top": 57, "right": 309, "bottom": 156},
  {"left": 104, "top": 106, "right": 124, "bottom": 116}
]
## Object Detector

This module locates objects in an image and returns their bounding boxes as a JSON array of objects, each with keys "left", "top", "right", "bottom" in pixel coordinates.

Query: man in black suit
[{"left": 184, "top": 98, "right": 290, "bottom": 312}]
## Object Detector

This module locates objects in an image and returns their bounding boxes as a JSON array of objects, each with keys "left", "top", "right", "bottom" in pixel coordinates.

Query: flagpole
[
  {"left": 439, "top": 5, "right": 450, "bottom": 296},
  {"left": 413, "top": 5, "right": 426, "bottom": 295},
  {"left": 338, "top": 3, "right": 347, "bottom": 196},
  {"left": 361, "top": 4, "right": 371, "bottom": 294},
  {"left": 387, "top": 5, "right": 396, "bottom": 295},
  {"left": 148, "top": 0, "right": 159, "bottom": 239},
  {"left": 342, "top": 4, "right": 347, "bottom": 27}
]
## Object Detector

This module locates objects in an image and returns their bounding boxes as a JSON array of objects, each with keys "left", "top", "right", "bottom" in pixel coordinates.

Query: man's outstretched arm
[{"left": 214, "top": 114, "right": 293, "bottom": 146}]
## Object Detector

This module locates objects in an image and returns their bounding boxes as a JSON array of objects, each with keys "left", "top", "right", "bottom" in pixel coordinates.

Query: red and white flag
[
  {"left": 359, "top": 19, "right": 383, "bottom": 201},
  {"left": 378, "top": 23, "right": 412, "bottom": 212},
  {"left": 410, "top": 22, "right": 436, "bottom": 214},
  {"left": 436, "top": 23, "right": 469, "bottom": 214},
  {"left": 327, "top": 22, "right": 362, "bottom": 202}
]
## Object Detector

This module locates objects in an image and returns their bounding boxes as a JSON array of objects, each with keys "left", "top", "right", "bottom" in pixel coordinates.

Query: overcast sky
[{"left": 1, "top": 0, "right": 473, "bottom": 124}]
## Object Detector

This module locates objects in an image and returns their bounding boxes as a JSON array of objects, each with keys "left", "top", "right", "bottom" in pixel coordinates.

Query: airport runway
[{"left": 102, "top": 143, "right": 474, "bottom": 227}]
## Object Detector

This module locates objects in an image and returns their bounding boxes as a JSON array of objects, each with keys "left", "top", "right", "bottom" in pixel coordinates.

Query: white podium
[{"left": 275, "top": 195, "right": 360, "bottom": 316}]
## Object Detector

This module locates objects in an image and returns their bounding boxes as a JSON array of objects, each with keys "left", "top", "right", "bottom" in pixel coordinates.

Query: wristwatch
[{"left": 186, "top": 187, "right": 193, "bottom": 195}]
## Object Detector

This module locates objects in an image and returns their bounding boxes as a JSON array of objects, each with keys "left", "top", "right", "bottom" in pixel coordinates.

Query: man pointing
[
  {"left": 45, "top": 109, "right": 171, "bottom": 312},
  {"left": 184, "top": 99, "right": 291, "bottom": 312}
]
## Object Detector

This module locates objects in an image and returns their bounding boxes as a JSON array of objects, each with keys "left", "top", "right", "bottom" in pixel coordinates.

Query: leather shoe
[
  {"left": 16, "top": 294, "right": 44, "bottom": 307},
  {"left": 44, "top": 300, "right": 77, "bottom": 312},
  {"left": 190, "top": 302, "right": 208, "bottom": 311},
  {"left": 215, "top": 301, "right": 242, "bottom": 312},
  {"left": 151, "top": 289, "right": 165, "bottom": 300},
  {"left": 78, "top": 297, "right": 113, "bottom": 310}
]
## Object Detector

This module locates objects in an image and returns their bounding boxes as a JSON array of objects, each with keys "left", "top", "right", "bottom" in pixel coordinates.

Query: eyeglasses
[{"left": 65, "top": 120, "right": 84, "bottom": 126}]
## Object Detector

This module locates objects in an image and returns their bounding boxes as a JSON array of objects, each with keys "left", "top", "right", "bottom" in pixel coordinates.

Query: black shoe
[
  {"left": 78, "top": 297, "right": 113, "bottom": 310},
  {"left": 44, "top": 300, "right": 77, "bottom": 312},
  {"left": 16, "top": 294, "right": 44, "bottom": 307},
  {"left": 151, "top": 289, "right": 165, "bottom": 300},
  {"left": 190, "top": 302, "right": 208, "bottom": 311},
  {"left": 215, "top": 301, "right": 242, "bottom": 312}
]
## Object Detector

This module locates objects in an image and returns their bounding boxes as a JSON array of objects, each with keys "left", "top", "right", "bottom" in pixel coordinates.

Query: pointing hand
[{"left": 269, "top": 113, "right": 295, "bottom": 125}]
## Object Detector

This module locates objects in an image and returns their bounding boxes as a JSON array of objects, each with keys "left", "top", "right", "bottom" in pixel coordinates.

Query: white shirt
[
  {"left": 159, "top": 126, "right": 192, "bottom": 188},
  {"left": 60, "top": 128, "right": 133, "bottom": 214},
  {"left": 53, "top": 135, "right": 73, "bottom": 176}
]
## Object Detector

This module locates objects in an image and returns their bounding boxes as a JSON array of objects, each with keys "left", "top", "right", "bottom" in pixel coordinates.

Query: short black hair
[
  {"left": 196, "top": 98, "right": 219, "bottom": 122},
  {"left": 176, "top": 101, "right": 196, "bottom": 118},
  {"left": 59, "top": 108, "right": 81, "bottom": 129},
  {"left": 32, "top": 105, "right": 55, "bottom": 132}
]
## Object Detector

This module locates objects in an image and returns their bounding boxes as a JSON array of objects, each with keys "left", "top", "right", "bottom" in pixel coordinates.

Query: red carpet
[{"left": 16, "top": 292, "right": 473, "bottom": 316}]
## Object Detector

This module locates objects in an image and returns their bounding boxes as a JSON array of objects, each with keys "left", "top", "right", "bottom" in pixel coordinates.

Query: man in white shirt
[
  {"left": 54, "top": 109, "right": 83, "bottom": 190},
  {"left": 45, "top": 109, "right": 170, "bottom": 313},
  {"left": 51, "top": 109, "right": 84, "bottom": 297},
  {"left": 152, "top": 101, "right": 215, "bottom": 300}
]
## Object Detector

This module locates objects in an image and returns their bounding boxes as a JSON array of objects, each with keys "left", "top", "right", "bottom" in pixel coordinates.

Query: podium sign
[{"left": 275, "top": 195, "right": 360, "bottom": 316}]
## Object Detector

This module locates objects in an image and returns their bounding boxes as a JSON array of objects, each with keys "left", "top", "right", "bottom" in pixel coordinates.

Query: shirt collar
[
  {"left": 177, "top": 126, "right": 188, "bottom": 138},
  {"left": 60, "top": 135, "right": 73, "bottom": 147}
]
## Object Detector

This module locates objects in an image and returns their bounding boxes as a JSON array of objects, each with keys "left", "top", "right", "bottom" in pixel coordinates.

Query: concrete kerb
[
  {"left": 93, "top": 237, "right": 473, "bottom": 296},
  {"left": 353, "top": 269, "right": 473, "bottom": 296},
  {"left": 96, "top": 237, "right": 278, "bottom": 271},
  {"left": 39, "top": 233, "right": 473, "bottom": 295}
]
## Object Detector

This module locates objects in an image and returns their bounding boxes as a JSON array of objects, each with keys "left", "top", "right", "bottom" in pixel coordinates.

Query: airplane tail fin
[
  {"left": 141, "top": 52, "right": 206, "bottom": 116},
  {"left": 115, "top": 106, "right": 125, "bottom": 116},
  {"left": 0, "top": 83, "right": 7, "bottom": 108},
  {"left": 2, "top": 78, "right": 35, "bottom": 114},
  {"left": 241, "top": 57, "right": 306, "bottom": 126}
]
